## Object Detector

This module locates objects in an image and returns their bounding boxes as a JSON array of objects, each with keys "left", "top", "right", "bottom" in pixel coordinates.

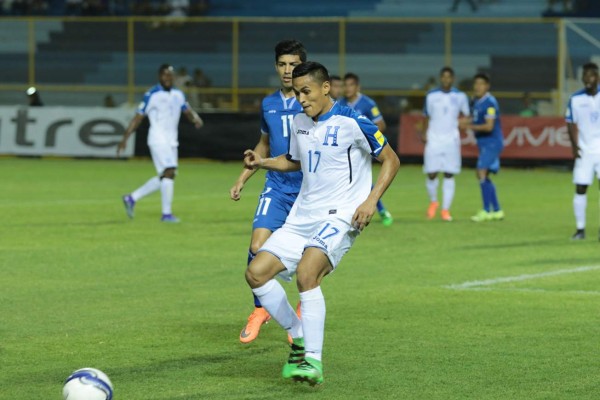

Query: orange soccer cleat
[
  {"left": 240, "top": 307, "right": 271, "bottom": 344},
  {"left": 427, "top": 201, "right": 439, "bottom": 220},
  {"left": 440, "top": 209, "right": 453, "bottom": 222}
]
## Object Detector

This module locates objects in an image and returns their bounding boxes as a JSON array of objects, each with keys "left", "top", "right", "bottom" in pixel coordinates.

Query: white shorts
[
  {"left": 423, "top": 142, "right": 461, "bottom": 175},
  {"left": 259, "top": 216, "right": 360, "bottom": 281},
  {"left": 149, "top": 144, "right": 178, "bottom": 175},
  {"left": 573, "top": 152, "right": 600, "bottom": 185}
]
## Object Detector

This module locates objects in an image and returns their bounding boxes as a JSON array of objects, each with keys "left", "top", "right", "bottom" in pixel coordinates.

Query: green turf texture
[{"left": 1, "top": 158, "right": 599, "bottom": 399}]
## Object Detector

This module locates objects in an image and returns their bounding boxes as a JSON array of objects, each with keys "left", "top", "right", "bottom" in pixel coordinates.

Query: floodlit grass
[{"left": 1, "top": 157, "right": 599, "bottom": 399}]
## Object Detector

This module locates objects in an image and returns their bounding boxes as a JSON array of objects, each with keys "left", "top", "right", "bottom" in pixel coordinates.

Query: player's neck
[
  {"left": 586, "top": 87, "right": 598, "bottom": 96},
  {"left": 313, "top": 101, "right": 334, "bottom": 121},
  {"left": 441, "top": 86, "right": 452, "bottom": 93},
  {"left": 280, "top": 87, "right": 295, "bottom": 98},
  {"left": 346, "top": 93, "right": 359, "bottom": 103}
]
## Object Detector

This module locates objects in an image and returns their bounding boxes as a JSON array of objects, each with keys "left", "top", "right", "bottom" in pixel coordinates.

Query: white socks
[
  {"left": 160, "top": 177, "right": 174, "bottom": 215},
  {"left": 426, "top": 177, "right": 439, "bottom": 202},
  {"left": 131, "top": 176, "right": 160, "bottom": 202},
  {"left": 442, "top": 177, "right": 455, "bottom": 211},
  {"left": 252, "top": 280, "right": 302, "bottom": 338},
  {"left": 299, "top": 286, "right": 326, "bottom": 362},
  {"left": 573, "top": 194, "right": 587, "bottom": 230}
]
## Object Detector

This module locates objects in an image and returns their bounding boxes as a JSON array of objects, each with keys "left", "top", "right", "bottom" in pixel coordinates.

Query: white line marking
[
  {"left": 454, "top": 287, "right": 600, "bottom": 296},
  {"left": 444, "top": 265, "right": 600, "bottom": 290}
]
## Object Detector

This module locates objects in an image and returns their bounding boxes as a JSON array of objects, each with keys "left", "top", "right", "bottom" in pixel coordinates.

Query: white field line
[
  {"left": 453, "top": 287, "right": 600, "bottom": 296},
  {"left": 444, "top": 265, "right": 600, "bottom": 290}
]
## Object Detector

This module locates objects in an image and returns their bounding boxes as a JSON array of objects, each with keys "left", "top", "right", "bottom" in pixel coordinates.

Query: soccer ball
[{"left": 63, "top": 368, "right": 114, "bottom": 400}]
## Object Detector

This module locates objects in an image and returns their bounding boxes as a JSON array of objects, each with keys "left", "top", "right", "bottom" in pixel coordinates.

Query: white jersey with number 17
[{"left": 286, "top": 102, "right": 387, "bottom": 223}]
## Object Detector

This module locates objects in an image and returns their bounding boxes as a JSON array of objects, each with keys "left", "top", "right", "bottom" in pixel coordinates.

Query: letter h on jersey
[{"left": 323, "top": 126, "right": 340, "bottom": 146}]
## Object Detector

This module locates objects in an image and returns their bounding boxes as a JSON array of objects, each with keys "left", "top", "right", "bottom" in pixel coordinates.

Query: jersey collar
[
  {"left": 279, "top": 90, "right": 297, "bottom": 110},
  {"left": 346, "top": 93, "right": 363, "bottom": 108},
  {"left": 474, "top": 92, "right": 490, "bottom": 105}
]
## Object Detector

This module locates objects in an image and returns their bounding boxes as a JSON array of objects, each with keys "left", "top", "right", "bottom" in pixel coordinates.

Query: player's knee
[
  {"left": 245, "top": 267, "right": 266, "bottom": 289},
  {"left": 162, "top": 168, "right": 176, "bottom": 180},
  {"left": 576, "top": 185, "right": 588, "bottom": 195},
  {"left": 444, "top": 172, "right": 454, "bottom": 179},
  {"left": 427, "top": 173, "right": 437, "bottom": 180},
  {"left": 296, "top": 270, "right": 319, "bottom": 292}
]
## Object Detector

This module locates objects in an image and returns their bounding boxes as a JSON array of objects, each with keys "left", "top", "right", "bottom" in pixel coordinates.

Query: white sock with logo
[
  {"left": 131, "top": 176, "right": 160, "bottom": 201},
  {"left": 426, "top": 177, "right": 439, "bottom": 202},
  {"left": 300, "top": 286, "right": 326, "bottom": 362},
  {"left": 252, "top": 280, "right": 302, "bottom": 338},
  {"left": 573, "top": 193, "right": 587, "bottom": 230},
  {"left": 442, "top": 177, "right": 455, "bottom": 210},
  {"left": 160, "top": 177, "right": 174, "bottom": 215}
]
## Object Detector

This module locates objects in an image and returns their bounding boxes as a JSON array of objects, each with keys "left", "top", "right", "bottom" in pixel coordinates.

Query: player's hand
[
  {"left": 351, "top": 200, "right": 377, "bottom": 231},
  {"left": 572, "top": 146, "right": 581, "bottom": 159},
  {"left": 244, "top": 150, "right": 263, "bottom": 169},
  {"left": 458, "top": 117, "right": 471, "bottom": 130},
  {"left": 116, "top": 140, "right": 127, "bottom": 157},
  {"left": 230, "top": 181, "right": 244, "bottom": 201},
  {"left": 194, "top": 117, "right": 204, "bottom": 129}
]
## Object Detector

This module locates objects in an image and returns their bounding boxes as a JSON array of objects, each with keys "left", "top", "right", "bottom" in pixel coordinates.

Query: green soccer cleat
[
  {"left": 290, "top": 357, "right": 323, "bottom": 386},
  {"left": 380, "top": 210, "right": 393, "bottom": 227},
  {"left": 490, "top": 210, "right": 505, "bottom": 221},
  {"left": 282, "top": 338, "right": 305, "bottom": 379},
  {"left": 470, "top": 210, "right": 492, "bottom": 222}
]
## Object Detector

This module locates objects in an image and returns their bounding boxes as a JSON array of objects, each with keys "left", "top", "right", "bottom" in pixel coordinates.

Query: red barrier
[{"left": 398, "top": 114, "right": 572, "bottom": 160}]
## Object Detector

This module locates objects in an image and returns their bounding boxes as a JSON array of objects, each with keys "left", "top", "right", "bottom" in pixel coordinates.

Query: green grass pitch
[{"left": 1, "top": 157, "right": 599, "bottom": 399}]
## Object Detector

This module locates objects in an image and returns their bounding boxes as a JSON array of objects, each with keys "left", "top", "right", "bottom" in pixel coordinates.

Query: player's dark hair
[
  {"left": 473, "top": 72, "right": 490, "bottom": 84},
  {"left": 583, "top": 62, "right": 599, "bottom": 73},
  {"left": 440, "top": 66, "right": 454, "bottom": 76},
  {"left": 275, "top": 39, "right": 307, "bottom": 62},
  {"left": 343, "top": 72, "right": 360, "bottom": 83},
  {"left": 158, "top": 64, "right": 173, "bottom": 74},
  {"left": 330, "top": 74, "right": 341, "bottom": 81},
  {"left": 292, "top": 61, "right": 330, "bottom": 84}
]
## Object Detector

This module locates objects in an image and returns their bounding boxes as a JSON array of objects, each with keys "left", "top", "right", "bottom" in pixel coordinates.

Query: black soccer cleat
[{"left": 571, "top": 229, "right": 585, "bottom": 240}]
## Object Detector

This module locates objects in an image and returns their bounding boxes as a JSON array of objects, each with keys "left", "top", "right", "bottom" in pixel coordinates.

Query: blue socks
[
  {"left": 479, "top": 178, "right": 500, "bottom": 212},
  {"left": 248, "top": 249, "right": 262, "bottom": 308}
]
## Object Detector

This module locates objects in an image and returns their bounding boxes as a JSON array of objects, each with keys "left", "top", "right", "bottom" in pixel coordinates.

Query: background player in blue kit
[
  {"left": 230, "top": 40, "right": 306, "bottom": 343},
  {"left": 339, "top": 72, "right": 394, "bottom": 226},
  {"left": 460, "top": 73, "right": 505, "bottom": 222}
]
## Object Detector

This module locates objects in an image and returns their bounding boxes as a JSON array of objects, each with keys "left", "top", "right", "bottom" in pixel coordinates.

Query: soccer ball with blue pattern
[{"left": 63, "top": 368, "right": 113, "bottom": 400}]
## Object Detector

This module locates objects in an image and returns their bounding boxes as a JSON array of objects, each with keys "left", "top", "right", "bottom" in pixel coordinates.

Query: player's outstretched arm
[
  {"left": 117, "top": 113, "right": 145, "bottom": 157},
  {"left": 183, "top": 108, "right": 204, "bottom": 129},
  {"left": 244, "top": 150, "right": 300, "bottom": 172},
  {"left": 230, "top": 135, "right": 270, "bottom": 201},
  {"left": 352, "top": 144, "right": 400, "bottom": 231}
]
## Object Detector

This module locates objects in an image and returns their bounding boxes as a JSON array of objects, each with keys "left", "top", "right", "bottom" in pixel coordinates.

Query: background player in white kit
[
  {"left": 117, "top": 64, "right": 203, "bottom": 223},
  {"left": 420, "top": 67, "right": 469, "bottom": 221},
  {"left": 567, "top": 62, "right": 600, "bottom": 240},
  {"left": 243, "top": 62, "right": 400, "bottom": 385}
]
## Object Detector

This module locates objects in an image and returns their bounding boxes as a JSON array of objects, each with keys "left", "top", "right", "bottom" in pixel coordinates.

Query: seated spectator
[
  {"left": 167, "top": 0, "right": 188, "bottom": 17},
  {"left": 519, "top": 92, "right": 538, "bottom": 117},
  {"left": 546, "top": 0, "right": 573, "bottom": 12},
  {"left": 192, "top": 68, "right": 212, "bottom": 108},
  {"left": 174, "top": 67, "right": 192, "bottom": 88}
]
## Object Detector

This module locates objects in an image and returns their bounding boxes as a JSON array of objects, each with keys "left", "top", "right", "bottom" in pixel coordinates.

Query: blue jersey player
[
  {"left": 338, "top": 72, "right": 394, "bottom": 226},
  {"left": 230, "top": 40, "right": 306, "bottom": 343},
  {"left": 460, "top": 73, "right": 505, "bottom": 222}
]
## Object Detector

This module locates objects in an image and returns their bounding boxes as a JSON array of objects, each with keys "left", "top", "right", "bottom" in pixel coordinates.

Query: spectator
[
  {"left": 104, "top": 94, "right": 116, "bottom": 108},
  {"left": 546, "top": 0, "right": 573, "bottom": 12},
  {"left": 167, "top": 0, "right": 188, "bottom": 16},
  {"left": 449, "top": 0, "right": 478, "bottom": 12},
  {"left": 192, "top": 68, "right": 212, "bottom": 108},
  {"left": 27, "top": 87, "right": 43, "bottom": 107},
  {"left": 519, "top": 92, "right": 538, "bottom": 117},
  {"left": 174, "top": 67, "right": 192, "bottom": 88}
]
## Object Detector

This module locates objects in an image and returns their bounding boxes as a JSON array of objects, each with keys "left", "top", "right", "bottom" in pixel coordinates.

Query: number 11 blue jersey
[{"left": 260, "top": 90, "right": 303, "bottom": 194}]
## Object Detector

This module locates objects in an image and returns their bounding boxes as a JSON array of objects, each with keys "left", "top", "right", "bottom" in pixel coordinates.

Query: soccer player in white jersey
[
  {"left": 420, "top": 67, "right": 469, "bottom": 221},
  {"left": 566, "top": 62, "right": 600, "bottom": 240},
  {"left": 243, "top": 62, "right": 400, "bottom": 385},
  {"left": 117, "top": 64, "right": 203, "bottom": 223}
]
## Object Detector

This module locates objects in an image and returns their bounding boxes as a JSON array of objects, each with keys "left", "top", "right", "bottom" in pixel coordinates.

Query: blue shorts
[
  {"left": 252, "top": 185, "right": 298, "bottom": 232},
  {"left": 476, "top": 140, "right": 503, "bottom": 173}
]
